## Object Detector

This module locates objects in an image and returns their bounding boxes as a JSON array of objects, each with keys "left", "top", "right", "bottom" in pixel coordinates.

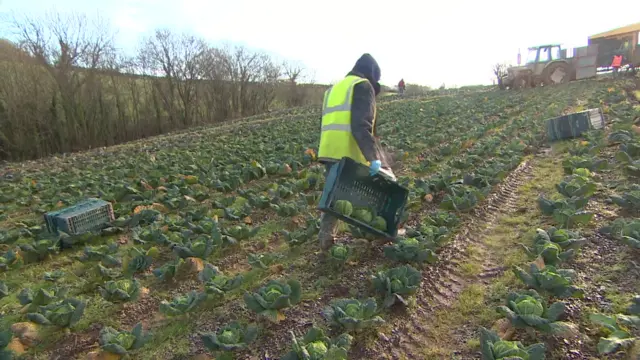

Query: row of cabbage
[{"left": 478, "top": 88, "right": 640, "bottom": 359}]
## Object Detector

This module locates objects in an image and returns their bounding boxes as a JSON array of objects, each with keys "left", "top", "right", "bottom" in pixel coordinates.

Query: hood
[
  {"left": 351, "top": 53, "right": 381, "bottom": 83},
  {"left": 349, "top": 53, "right": 381, "bottom": 95}
]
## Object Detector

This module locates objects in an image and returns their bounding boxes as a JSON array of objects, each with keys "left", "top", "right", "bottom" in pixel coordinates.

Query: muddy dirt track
[{"left": 349, "top": 159, "right": 535, "bottom": 360}]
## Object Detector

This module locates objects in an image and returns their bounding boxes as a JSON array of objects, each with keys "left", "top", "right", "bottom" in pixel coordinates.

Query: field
[{"left": 1, "top": 76, "right": 640, "bottom": 360}]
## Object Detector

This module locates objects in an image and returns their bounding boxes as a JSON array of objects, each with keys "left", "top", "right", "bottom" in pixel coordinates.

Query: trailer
[{"left": 588, "top": 22, "right": 640, "bottom": 73}]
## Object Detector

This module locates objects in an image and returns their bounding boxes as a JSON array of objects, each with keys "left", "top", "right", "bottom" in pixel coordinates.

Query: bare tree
[
  {"left": 282, "top": 60, "right": 304, "bottom": 84},
  {"left": 139, "top": 29, "right": 207, "bottom": 126},
  {"left": 281, "top": 60, "right": 307, "bottom": 106},
  {"left": 229, "top": 45, "right": 260, "bottom": 116},
  {"left": 249, "top": 55, "right": 281, "bottom": 113},
  {"left": 8, "top": 11, "right": 116, "bottom": 152},
  {"left": 197, "top": 46, "right": 233, "bottom": 121},
  {"left": 492, "top": 63, "right": 508, "bottom": 89},
  {"left": 215, "top": 45, "right": 277, "bottom": 117}
]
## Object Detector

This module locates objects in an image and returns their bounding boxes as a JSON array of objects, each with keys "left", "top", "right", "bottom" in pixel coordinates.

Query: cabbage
[
  {"left": 383, "top": 237, "right": 438, "bottom": 264},
  {"left": 265, "top": 289, "right": 282, "bottom": 302},
  {"left": 371, "top": 216, "right": 387, "bottom": 231},
  {"left": 159, "top": 291, "right": 207, "bottom": 316},
  {"left": 198, "top": 263, "right": 244, "bottom": 297},
  {"left": 404, "top": 238, "right": 420, "bottom": 246},
  {"left": 200, "top": 321, "right": 258, "bottom": 353},
  {"left": 243, "top": 279, "right": 302, "bottom": 322},
  {"left": 345, "top": 304, "right": 360, "bottom": 318},
  {"left": 515, "top": 297, "right": 544, "bottom": 317},
  {"left": 306, "top": 341, "right": 328, "bottom": 358},
  {"left": 282, "top": 327, "right": 352, "bottom": 360},
  {"left": 479, "top": 327, "right": 545, "bottom": 360},
  {"left": 352, "top": 209, "right": 373, "bottom": 223},
  {"left": 497, "top": 289, "right": 568, "bottom": 335},
  {"left": 219, "top": 330, "right": 238, "bottom": 344},
  {"left": 334, "top": 200, "right": 353, "bottom": 216},
  {"left": 493, "top": 340, "right": 528, "bottom": 358},
  {"left": 372, "top": 265, "right": 422, "bottom": 307},
  {"left": 26, "top": 298, "right": 86, "bottom": 328},
  {"left": 329, "top": 244, "right": 350, "bottom": 265},
  {"left": 390, "top": 279, "right": 403, "bottom": 293},
  {"left": 323, "top": 298, "right": 385, "bottom": 331},
  {"left": 332, "top": 246, "right": 347, "bottom": 258},
  {"left": 99, "top": 323, "right": 149, "bottom": 355}
]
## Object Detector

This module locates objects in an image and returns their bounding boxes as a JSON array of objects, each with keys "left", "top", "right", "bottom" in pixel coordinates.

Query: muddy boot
[{"left": 318, "top": 213, "right": 338, "bottom": 251}]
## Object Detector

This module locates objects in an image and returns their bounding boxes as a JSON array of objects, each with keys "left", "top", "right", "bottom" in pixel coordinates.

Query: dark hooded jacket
[{"left": 322, "top": 53, "right": 389, "bottom": 168}]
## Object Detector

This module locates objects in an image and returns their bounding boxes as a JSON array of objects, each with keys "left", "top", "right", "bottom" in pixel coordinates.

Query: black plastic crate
[
  {"left": 44, "top": 198, "right": 115, "bottom": 235},
  {"left": 546, "top": 108, "right": 604, "bottom": 142},
  {"left": 318, "top": 157, "right": 409, "bottom": 239}
]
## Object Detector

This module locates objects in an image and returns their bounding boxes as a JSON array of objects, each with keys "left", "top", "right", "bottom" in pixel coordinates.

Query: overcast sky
[{"left": 1, "top": 0, "right": 639, "bottom": 87}]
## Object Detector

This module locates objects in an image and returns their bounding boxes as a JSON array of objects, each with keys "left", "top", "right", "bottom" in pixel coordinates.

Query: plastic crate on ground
[
  {"left": 44, "top": 198, "right": 115, "bottom": 235},
  {"left": 546, "top": 108, "right": 604, "bottom": 142},
  {"left": 318, "top": 157, "right": 409, "bottom": 239}
]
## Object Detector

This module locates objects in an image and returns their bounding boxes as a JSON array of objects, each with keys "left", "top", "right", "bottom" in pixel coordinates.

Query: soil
[{"left": 46, "top": 324, "right": 102, "bottom": 360}]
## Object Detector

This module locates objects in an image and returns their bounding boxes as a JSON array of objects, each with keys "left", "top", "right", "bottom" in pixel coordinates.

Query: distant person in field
[
  {"left": 611, "top": 54, "right": 623, "bottom": 77},
  {"left": 317, "top": 53, "right": 396, "bottom": 251},
  {"left": 398, "top": 78, "right": 406, "bottom": 95}
]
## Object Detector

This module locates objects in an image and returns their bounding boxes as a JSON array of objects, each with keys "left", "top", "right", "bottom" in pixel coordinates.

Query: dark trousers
[{"left": 318, "top": 163, "right": 338, "bottom": 250}]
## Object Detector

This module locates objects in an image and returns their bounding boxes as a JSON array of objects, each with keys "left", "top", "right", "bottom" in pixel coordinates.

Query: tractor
[{"left": 500, "top": 44, "right": 575, "bottom": 89}]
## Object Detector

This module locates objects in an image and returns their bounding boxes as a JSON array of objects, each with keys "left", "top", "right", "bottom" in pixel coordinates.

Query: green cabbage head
[
  {"left": 514, "top": 296, "right": 544, "bottom": 317},
  {"left": 479, "top": 326, "right": 545, "bottom": 360},
  {"left": 334, "top": 200, "right": 353, "bottom": 216},
  {"left": 243, "top": 279, "right": 302, "bottom": 323},
  {"left": 99, "top": 279, "right": 141, "bottom": 303},
  {"left": 26, "top": 298, "right": 86, "bottom": 328},
  {"left": 307, "top": 341, "right": 328, "bottom": 358},
  {"left": 99, "top": 322, "right": 150, "bottom": 355},
  {"left": 159, "top": 291, "right": 207, "bottom": 316},
  {"left": 496, "top": 290, "right": 568, "bottom": 335},
  {"left": 328, "top": 244, "right": 351, "bottom": 267},
  {"left": 492, "top": 340, "right": 530, "bottom": 358},
  {"left": 383, "top": 237, "right": 438, "bottom": 264},
  {"left": 322, "top": 298, "right": 385, "bottom": 332},
  {"left": 281, "top": 327, "right": 352, "bottom": 360},
  {"left": 372, "top": 265, "right": 422, "bottom": 307},
  {"left": 200, "top": 321, "right": 258, "bottom": 353}
]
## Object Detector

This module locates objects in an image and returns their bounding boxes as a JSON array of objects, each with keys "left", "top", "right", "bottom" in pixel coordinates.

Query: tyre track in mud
[{"left": 352, "top": 159, "right": 534, "bottom": 360}]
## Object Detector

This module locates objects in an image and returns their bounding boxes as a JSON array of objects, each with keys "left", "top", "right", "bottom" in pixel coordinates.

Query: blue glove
[{"left": 369, "top": 160, "right": 381, "bottom": 176}]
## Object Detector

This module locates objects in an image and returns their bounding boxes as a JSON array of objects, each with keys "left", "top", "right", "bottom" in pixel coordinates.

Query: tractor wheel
[{"left": 544, "top": 63, "right": 571, "bottom": 85}]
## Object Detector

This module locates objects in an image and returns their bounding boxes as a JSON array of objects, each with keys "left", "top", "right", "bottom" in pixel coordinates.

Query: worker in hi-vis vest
[{"left": 317, "top": 53, "right": 395, "bottom": 251}]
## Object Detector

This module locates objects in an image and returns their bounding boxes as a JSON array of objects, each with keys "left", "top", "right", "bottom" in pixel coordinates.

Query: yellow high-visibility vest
[{"left": 318, "top": 75, "right": 376, "bottom": 165}]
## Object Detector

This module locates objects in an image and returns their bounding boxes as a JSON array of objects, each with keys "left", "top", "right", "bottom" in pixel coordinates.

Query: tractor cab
[{"left": 525, "top": 45, "right": 566, "bottom": 65}]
